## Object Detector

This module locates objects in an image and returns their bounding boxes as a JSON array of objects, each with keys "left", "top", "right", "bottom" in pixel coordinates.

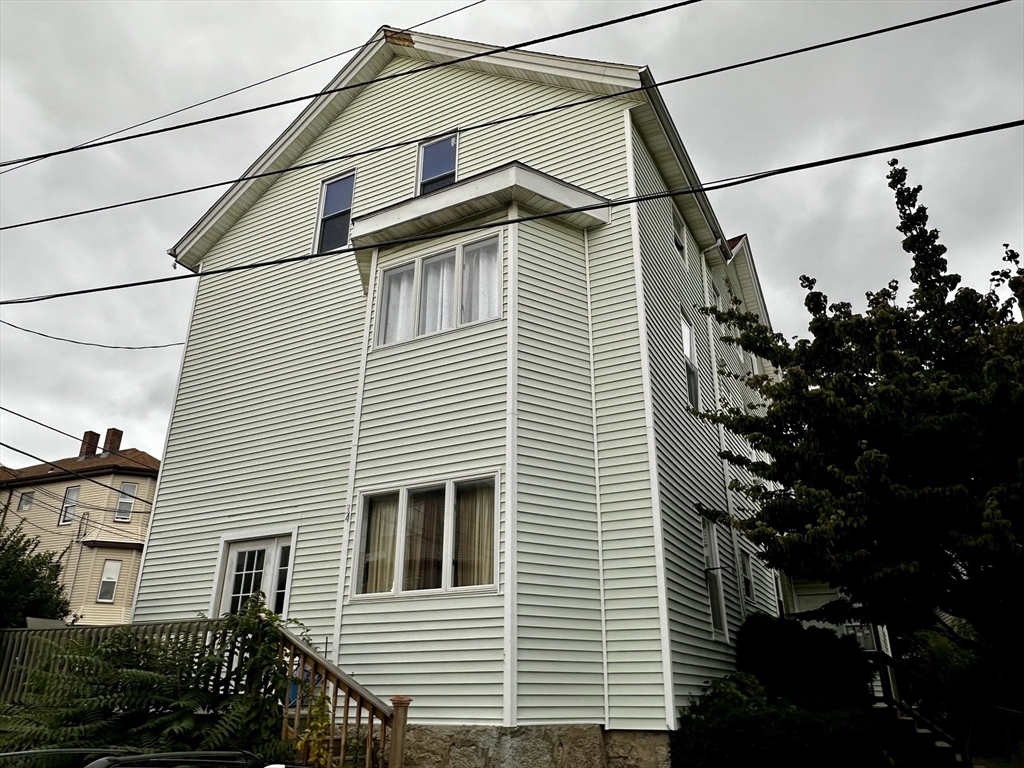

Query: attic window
[
  {"left": 419, "top": 136, "right": 457, "bottom": 195},
  {"left": 317, "top": 174, "right": 355, "bottom": 252}
]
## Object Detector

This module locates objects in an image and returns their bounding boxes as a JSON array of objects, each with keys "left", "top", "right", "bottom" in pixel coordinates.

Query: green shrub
[{"left": 0, "top": 598, "right": 296, "bottom": 764}]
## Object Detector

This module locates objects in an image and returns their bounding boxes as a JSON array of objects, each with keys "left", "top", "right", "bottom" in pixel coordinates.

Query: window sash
[
  {"left": 115, "top": 482, "right": 137, "bottom": 521},
  {"left": 17, "top": 492, "right": 34, "bottom": 512},
  {"left": 377, "top": 236, "right": 500, "bottom": 347},
  {"left": 419, "top": 136, "right": 457, "bottom": 194},
  {"left": 59, "top": 486, "right": 79, "bottom": 525},
  {"left": 741, "top": 551, "right": 754, "bottom": 600},
  {"left": 356, "top": 476, "right": 496, "bottom": 597},
  {"left": 318, "top": 175, "right": 355, "bottom": 252},
  {"left": 702, "top": 517, "right": 726, "bottom": 634},
  {"left": 97, "top": 559, "right": 122, "bottom": 602}
]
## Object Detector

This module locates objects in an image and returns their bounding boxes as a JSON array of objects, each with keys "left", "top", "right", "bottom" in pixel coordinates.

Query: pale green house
[{"left": 133, "top": 26, "right": 779, "bottom": 737}]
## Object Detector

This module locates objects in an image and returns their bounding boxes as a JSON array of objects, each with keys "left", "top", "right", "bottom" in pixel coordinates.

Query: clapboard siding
[
  {"left": 631, "top": 124, "right": 740, "bottom": 712},
  {"left": 515, "top": 217, "right": 603, "bottom": 724}
]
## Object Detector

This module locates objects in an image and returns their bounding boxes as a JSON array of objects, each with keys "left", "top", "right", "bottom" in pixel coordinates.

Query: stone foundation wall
[{"left": 402, "top": 724, "right": 670, "bottom": 768}]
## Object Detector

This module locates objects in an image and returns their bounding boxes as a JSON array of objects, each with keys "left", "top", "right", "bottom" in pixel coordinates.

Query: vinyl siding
[
  {"left": 631, "top": 123, "right": 740, "bottom": 712},
  {"left": 515, "top": 217, "right": 603, "bottom": 724}
]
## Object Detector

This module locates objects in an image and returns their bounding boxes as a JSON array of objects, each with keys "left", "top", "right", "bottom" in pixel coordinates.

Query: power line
[
  {"left": 0, "top": 0, "right": 1007, "bottom": 233},
  {"left": 0, "top": 0, "right": 700, "bottom": 168},
  {"left": 0, "top": 0, "right": 488, "bottom": 177},
  {"left": 0, "top": 442, "right": 153, "bottom": 505},
  {"left": 0, "top": 319, "right": 184, "bottom": 349},
  {"left": 17, "top": 496, "right": 148, "bottom": 540},
  {"left": 2, "top": 118, "right": 1020, "bottom": 307},
  {"left": 0, "top": 406, "right": 160, "bottom": 472},
  {"left": 29, "top": 483, "right": 151, "bottom": 518}
]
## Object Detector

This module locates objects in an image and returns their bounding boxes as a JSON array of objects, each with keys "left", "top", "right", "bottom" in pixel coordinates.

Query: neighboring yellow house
[{"left": 0, "top": 428, "right": 159, "bottom": 626}]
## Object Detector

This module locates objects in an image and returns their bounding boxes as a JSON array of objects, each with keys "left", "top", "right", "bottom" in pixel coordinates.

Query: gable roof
[
  {"left": 169, "top": 26, "right": 647, "bottom": 270},
  {"left": 0, "top": 448, "right": 160, "bottom": 487}
]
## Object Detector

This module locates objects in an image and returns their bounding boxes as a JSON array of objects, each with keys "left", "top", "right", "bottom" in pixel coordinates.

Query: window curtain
[
  {"left": 381, "top": 266, "right": 415, "bottom": 344},
  {"left": 361, "top": 494, "right": 398, "bottom": 593},
  {"left": 453, "top": 479, "right": 494, "bottom": 587},
  {"left": 403, "top": 487, "right": 445, "bottom": 590},
  {"left": 419, "top": 251, "right": 456, "bottom": 334},
  {"left": 461, "top": 238, "right": 500, "bottom": 324}
]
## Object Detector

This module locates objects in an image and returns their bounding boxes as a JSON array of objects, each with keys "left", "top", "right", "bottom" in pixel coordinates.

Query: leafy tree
[
  {"left": 697, "top": 161, "right": 1023, "bottom": 701},
  {"left": 0, "top": 523, "right": 72, "bottom": 628}
]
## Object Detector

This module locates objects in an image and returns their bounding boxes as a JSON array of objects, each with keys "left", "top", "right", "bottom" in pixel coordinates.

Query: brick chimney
[
  {"left": 79, "top": 431, "right": 100, "bottom": 458},
  {"left": 103, "top": 428, "right": 123, "bottom": 455}
]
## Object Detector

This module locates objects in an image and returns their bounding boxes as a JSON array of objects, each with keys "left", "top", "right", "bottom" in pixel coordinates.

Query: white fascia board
[
  {"left": 169, "top": 29, "right": 394, "bottom": 270},
  {"left": 350, "top": 162, "right": 610, "bottom": 247}
]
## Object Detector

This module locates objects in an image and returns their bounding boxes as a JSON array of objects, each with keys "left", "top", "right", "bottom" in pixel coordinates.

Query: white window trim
[
  {"left": 740, "top": 550, "right": 754, "bottom": 602},
  {"left": 375, "top": 231, "right": 503, "bottom": 349},
  {"left": 208, "top": 524, "right": 299, "bottom": 619},
  {"left": 114, "top": 482, "right": 138, "bottom": 522},
  {"left": 311, "top": 170, "right": 357, "bottom": 254},
  {"left": 415, "top": 133, "right": 459, "bottom": 197},
  {"left": 702, "top": 516, "right": 729, "bottom": 642},
  {"left": 58, "top": 486, "right": 79, "bottom": 526},
  {"left": 680, "top": 307, "right": 700, "bottom": 410},
  {"left": 673, "top": 210, "right": 688, "bottom": 270},
  {"left": 96, "top": 559, "right": 122, "bottom": 603},
  {"left": 350, "top": 470, "right": 500, "bottom": 602},
  {"left": 17, "top": 491, "right": 34, "bottom": 512}
]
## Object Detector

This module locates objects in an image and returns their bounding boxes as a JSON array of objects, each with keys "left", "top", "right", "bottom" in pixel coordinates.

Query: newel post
[{"left": 388, "top": 696, "right": 412, "bottom": 768}]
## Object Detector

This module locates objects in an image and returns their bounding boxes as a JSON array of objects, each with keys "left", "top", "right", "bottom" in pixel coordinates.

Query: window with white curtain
[
  {"left": 357, "top": 476, "right": 496, "bottom": 596},
  {"left": 377, "top": 235, "right": 500, "bottom": 346},
  {"left": 96, "top": 559, "right": 122, "bottom": 602}
]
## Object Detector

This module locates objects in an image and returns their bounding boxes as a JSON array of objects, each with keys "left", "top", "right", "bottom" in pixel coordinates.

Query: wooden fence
[{"left": 0, "top": 620, "right": 408, "bottom": 768}]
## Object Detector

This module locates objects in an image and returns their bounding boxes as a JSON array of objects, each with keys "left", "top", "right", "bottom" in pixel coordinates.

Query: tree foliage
[
  {"left": 0, "top": 598, "right": 296, "bottom": 763},
  {"left": 0, "top": 523, "right": 72, "bottom": 628},
  {"left": 697, "top": 161, "right": 1023, "bottom": 694}
]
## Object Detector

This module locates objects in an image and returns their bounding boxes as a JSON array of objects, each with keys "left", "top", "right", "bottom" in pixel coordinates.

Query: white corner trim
[
  {"left": 503, "top": 203, "right": 519, "bottom": 728},
  {"left": 625, "top": 107, "right": 676, "bottom": 730},
  {"left": 583, "top": 226, "right": 611, "bottom": 728},
  {"left": 333, "top": 247, "right": 379, "bottom": 660},
  {"left": 130, "top": 269, "right": 202, "bottom": 623}
]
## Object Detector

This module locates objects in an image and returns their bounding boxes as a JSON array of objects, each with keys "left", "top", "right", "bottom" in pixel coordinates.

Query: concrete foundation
[{"left": 402, "top": 724, "right": 670, "bottom": 768}]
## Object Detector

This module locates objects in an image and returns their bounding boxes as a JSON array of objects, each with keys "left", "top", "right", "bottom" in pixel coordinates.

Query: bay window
[
  {"left": 377, "top": 235, "right": 500, "bottom": 346},
  {"left": 357, "top": 475, "right": 496, "bottom": 596}
]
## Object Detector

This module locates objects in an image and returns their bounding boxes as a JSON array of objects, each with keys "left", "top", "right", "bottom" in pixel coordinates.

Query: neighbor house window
[
  {"left": 17, "top": 491, "right": 34, "bottom": 512},
  {"left": 358, "top": 476, "right": 496, "bottom": 596},
  {"left": 378, "top": 236, "right": 500, "bottom": 346},
  {"left": 702, "top": 516, "right": 726, "bottom": 635},
  {"left": 419, "top": 136, "right": 457, "bottom": 194},
  {"left": 317, "top": 174, "right": 355, "bottom": 252},
  {"left": 96, "top": 559, "right": 122, "bottom": 602},
  {"left": 114, "top": 482, "right": 137, "bottom": 522},
  {"left": 680, "top": 310, "right": 700, "bottom": 409},
  {"left": 59, "top": 486, "right": 79, "bottom": 525},
  {"left": 740, "top": 551, "right": 754, "bottom": 601}
]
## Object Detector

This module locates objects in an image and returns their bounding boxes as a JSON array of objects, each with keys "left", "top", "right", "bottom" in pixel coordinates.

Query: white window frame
[
  {"left": 58, "top": 486, "right": 79, "bottom": 525},
  {"left": 740, "top": 551, "right": 754, "bottom": 602},
  {"left": 680, "top": 308, "right": 700, "bottom": 409},
  {"left": 351, "top": 471, "right": 500, "bottom": 601},
  {"left": 209, "top": 526, "right": 298, "bottom": 619},
  {"left": 416, "top": 134, "right": 458, "bottom": 196},
  {"left": 96, "top": 559, "right": 122, "bottom": 603},
  {"left": 114, "top": 482, "right": 138, "bottom": 522},
  {"left": 17, "top": 491, "right": 34, "bottom": 512},
  {"left": 311, "top": 170, "right": 357, "bottom": 254},
  {"left": 375, "top": 232, "right": 502, "bottom": 348},
  {"left": 673, "top": 210, "right": 688, "bottom": 270},
  {"left": 702, "top": 515, "right": 729, "bottom": 641}
]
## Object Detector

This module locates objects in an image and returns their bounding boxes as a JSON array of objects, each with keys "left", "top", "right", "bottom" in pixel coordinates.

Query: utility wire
[
  {"left": 29, "top": 483, "right": 151, "bottom": 518},
  {"left": 0, "top": 0, "right": 1007, "bottom": 233},
  {"left": 0, "top": 0, "right": 488, "bottom": 177},
  {"left": 19, "top": 495, "right": 148, "bottom": 539},
  {"left": 0, "top": 442, "right": 152, "bottom": 505},
  {"left": 0, "top": 406, "right": 160, "bottom": 472},
  {"left": 0, "top": 319, "right": 184, "bottom": 349},
  {"left": 2, "top": 118, "right": 1020, "bottom": 307},
  {"left": 0, "top": 0, "right": 700, "bottom": 168}
]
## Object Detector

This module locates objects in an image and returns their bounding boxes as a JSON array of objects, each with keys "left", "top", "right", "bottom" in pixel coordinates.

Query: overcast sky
[{"left": 1, "top": 0, "right": 1021, "bottom": 468}]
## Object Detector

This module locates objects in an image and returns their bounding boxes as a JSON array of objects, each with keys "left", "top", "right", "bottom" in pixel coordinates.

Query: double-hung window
[
  {"left": 317, "top": 174, "right": 355, "bottom": 252},
  {"left": 378, "top": 236, "right": 500, "bottom": 346},
  {"left": 702, "top": 516, "right": 727, "bottom": 636},
  {"left": 96, "top": 559, "right": 122, "bottom": 602},
  {"left": 114, "top": 482, "right": 137, "bottom": 522},
  {"left": 740, "top": 551, "right": 754, "bottom": 601},
  {"left": 419, "top": 136, "right": 457, "bottom": 194},
  {"left": 17, "top": 491, "right": 34, "bottom": 512},
  {"left": 673, "top": 212, "right": 688, "bottom": 270},
  {"left": 59, "top": 486, "right": 79, "bottom": 525},
  {"left": 680, "top": 310, "right": 700, "bottom": 409},
  {"left": 357, "top": 476, "right": 496, "bottom": 596}
]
